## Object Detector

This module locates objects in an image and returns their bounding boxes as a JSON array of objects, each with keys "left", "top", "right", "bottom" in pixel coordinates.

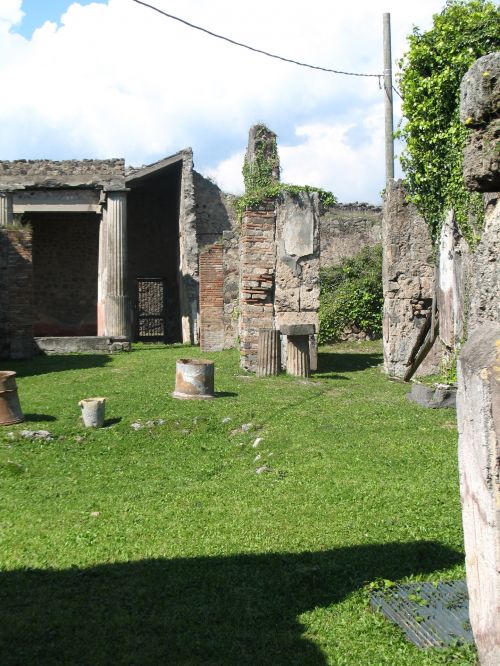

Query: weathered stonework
[
  {"left": 457, "top": 324, "right": 500, "bottom": 666},
  {"left": 0, "top": 159, "right": 125, "bottom": 190},
  {"left": 382, "top": 180, "right": 436, "bottom": 378},
  {"left": 460, "top": 52, "right": 500, "bottom": 192},
  {"left": 456, "top": 53, "right": 500, "bottom": 666},
  {"left": 320, "top": 203, "right": 382, "bottom": 267}
]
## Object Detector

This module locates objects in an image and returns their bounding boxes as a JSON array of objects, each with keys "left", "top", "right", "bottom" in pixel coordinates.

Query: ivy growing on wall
[
  {"left": 396, "top": 0, "right": 500, "bottom": 243},
  {"left": 236, "top": 124, "right": 337, "bottom": 219},
  {"left": 319, "top": 245, "right": 383, "bottom": 344}
]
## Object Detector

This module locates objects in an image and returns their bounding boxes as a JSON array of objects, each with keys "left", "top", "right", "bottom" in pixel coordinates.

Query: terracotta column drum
[
  {"left": 173, "top": 359, "right": 215, "bottom": 399},
  {"left": 256, "top": 329, "right": 281, "bottom": 377},
  {"left": 0, "top": 371, "right": 24, "bottom": 425},
  {"left": 281, "top": 324, "right": 315, "bottom": 378}
]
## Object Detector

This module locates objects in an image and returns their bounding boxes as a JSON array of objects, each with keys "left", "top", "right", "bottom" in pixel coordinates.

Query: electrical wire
[{"left": 131, "top": 0, "right": 382, "bottom": 79}]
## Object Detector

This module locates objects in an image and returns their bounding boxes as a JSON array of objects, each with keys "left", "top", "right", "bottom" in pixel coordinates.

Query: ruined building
[{"left": 0, "top": 126, "right": 382, "bottom": 361}]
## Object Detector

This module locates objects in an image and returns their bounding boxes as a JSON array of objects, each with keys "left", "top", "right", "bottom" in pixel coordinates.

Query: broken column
[
  {"left": 382, "top": 180, "right": 437, "bottom": 378},
  {"left": 256, "top": 329, "right": 281, "bottom": 377},
  {"left": 457, "top": 52, "right": 500, "bottom": 666},
  {"left": 100, "top": 190, "right": 130, "bottom": 338}
]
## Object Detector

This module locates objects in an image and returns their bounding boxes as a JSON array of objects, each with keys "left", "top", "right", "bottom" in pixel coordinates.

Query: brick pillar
[
  {"left": 199, "top": 243, "right": 224, "bottom": 351},
  {"left": 240, "top": 202, "right": 276, "bottom": 371}
]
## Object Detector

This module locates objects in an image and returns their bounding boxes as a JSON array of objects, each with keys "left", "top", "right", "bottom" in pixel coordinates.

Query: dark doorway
[
  {"left": 30, "top": 212, "right": 99, "bottom": 336},
  {"left": 127, "top": 159, "right": 182, "bottom": 343}
]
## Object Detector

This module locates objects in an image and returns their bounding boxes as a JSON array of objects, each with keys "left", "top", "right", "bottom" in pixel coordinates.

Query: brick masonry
[
  {"left": 0, "top": 228, "right": 33, "bottom": 359},
  {"left": 240, "top": 203, "right": 276, "bottom": 370},
  {"left": 199, "top": 243, "right": 224, "bottom": 351}
]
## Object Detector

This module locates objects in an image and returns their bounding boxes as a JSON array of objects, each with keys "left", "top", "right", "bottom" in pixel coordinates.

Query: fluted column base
[
  {"left": 286, "top": 335, "right": 311, "bottom": 377},
  {"left": 104, "top": 294, "right": 131, "bottom": 338},
  {"left": 256, "top": 329, "right": 281, "bottom": 377}
]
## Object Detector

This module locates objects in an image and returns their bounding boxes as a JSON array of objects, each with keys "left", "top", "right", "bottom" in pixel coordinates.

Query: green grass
[{"left": 0, "top": 341, "right": 475, "bottom": 665}]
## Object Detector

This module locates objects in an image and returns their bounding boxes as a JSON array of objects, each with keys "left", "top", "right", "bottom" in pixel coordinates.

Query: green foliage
[
  {"left": 397, "top": 0, "right": 500, "bottom": 243},
  {"left": 236, "top": 124, "right": 337, "bottom": 219},
  {"left": 319, "top": 245, "right": 383, "bottom": 344}
]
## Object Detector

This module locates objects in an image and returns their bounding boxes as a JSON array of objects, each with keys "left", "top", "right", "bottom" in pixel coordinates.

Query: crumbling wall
[
  {"left": 320, "top": 203, "right": 382, "bottom": 267},
  {"left": 457, "top": 52, "right": 500, "bottom": 666},
  {"left": 382, "top": 180, "right": 436, "bottom": 378},
  {"left": 193, "top": 171, "right": 236, "bottom": 247},
  {"left": 0, "top": 228, "right": 33, "bottom": 359},
  {"left": 0, "top": 159, "right": 125, "bottom": 189},
  {"left": 274, "top": 191, "right": 320, "bottom": 330}
]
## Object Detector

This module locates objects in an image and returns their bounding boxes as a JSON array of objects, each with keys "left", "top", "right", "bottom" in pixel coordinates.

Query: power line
[{"left": 131, "top": 0, "right": 382, "bottom": 79}]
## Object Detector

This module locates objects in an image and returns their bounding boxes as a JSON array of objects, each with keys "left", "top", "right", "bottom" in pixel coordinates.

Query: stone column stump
[
  {"left": 281, "top": 324, "right": 315, "bottom": 377},
  {"left": 256, "top": 329, "right": 281, "bottom": 377}
]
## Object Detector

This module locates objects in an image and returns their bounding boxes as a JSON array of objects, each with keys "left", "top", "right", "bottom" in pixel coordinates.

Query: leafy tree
[
  {"left": 397, "top": 0, "right": 500, "bottom": 242},
  {"left": 319, "top": 245, "right": 383, "bottom": 344}
]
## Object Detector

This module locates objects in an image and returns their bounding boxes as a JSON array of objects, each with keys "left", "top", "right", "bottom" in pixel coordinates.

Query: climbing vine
[
  {"left": 319, "top": 245, "right": 383, "bottom": 344},
  {"left": 236, "top": 124, "right": 337, "bottom": 219},
  {"left": 396, "top": 0, "right": 500, "bottom": 243}
]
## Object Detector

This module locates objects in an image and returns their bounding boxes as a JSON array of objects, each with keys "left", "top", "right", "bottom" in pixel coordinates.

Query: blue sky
[
  {"left": 11, "top": 0, "right": 106, "bottom": 38},
  {"left": 1, "top": 0, "right": 445, "bottom": 203}
]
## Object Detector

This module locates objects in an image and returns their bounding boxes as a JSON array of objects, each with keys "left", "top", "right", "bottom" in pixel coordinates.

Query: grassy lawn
[{"left": 0, "top": 341, "right": 475, "bottom": 665}]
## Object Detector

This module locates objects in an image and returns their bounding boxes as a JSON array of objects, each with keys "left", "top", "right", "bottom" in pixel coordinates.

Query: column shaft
[
  {"left": 103, "top": 191, "right": 130, "bottom": 338},
  {"left": 0, "top": 192, "right": 14, "bottom": 227}
]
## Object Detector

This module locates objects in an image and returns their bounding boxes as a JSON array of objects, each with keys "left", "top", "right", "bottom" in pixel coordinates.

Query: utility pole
[{"left": 383, "top": 12, "right": 394, "bottom": 183}]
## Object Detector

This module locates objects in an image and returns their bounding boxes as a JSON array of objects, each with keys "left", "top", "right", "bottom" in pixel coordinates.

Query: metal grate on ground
[{"left": 370, "top": 580, "right": 474, "bottom": 649}]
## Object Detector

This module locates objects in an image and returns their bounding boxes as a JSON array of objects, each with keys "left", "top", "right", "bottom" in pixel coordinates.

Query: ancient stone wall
[
  {"left": 320, "top": 203, "right": 382, "bottom": 267},
  {"left": 193, "top": 171, "right": 236, "bottom": 248},
  {"left": 0, "top": 228, "right": 33, "bottom": 359},
  {"left": 457, "top": 325, "right": 500, "bottom": 666},
  {"left": 457, "top": 52, "right": 500, "bottom": 666},
  {"left": 382, "top": 180, "right": 436, "bottom": 378},
  {"left": 0, "top": 159, "right": 125, "bottom": 189},
  {"left": 274, "top": 191, "right": 320, "bottom": 330}
]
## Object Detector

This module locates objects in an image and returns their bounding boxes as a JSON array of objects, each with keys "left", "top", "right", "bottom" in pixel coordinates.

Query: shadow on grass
[
  {"left": 0, "top": 354, "right": 113, "bottom": 378},
  {"left": 0, "top": 541, "right": 462, "bottom": 665},
  {"left": 23, "top": 413, "right": 57, "bottom": 423},
  {"left": 317, "top": 351, "right": 383, "bottom": 377}
]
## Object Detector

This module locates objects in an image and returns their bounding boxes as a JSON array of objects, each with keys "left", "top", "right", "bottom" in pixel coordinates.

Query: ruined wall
[
  {"left": 0, "top": 228, "right": 33, "bottom": 359},
  {"left": 457, "top": 52, "right": 500, "bottom": 666},
  {"left": 0, "top": 159, "right": 125, "bottom": 189},
  {"left": 193, "top": 171, "right": 236, "bottom": 247},
  {"left": 382, "top": 180, "right": 436, "bottom": 378},
  {"left": 239, "top": 202, "right": 276, "bottom": 370},
  {"left": 320, "top": 203, "right": 382, "bottom": 267},
  {"left": 274, "top": 191, "right": 320, "bottom": 330},
  {"left": 457, "top": 325, "right": 500, "bottom": 666},
  {"left": 29, "top": 213, "right": 99, "bottom": 336},
  {"left": 199, "top": 229, "right": 240, "bottom": 353}
]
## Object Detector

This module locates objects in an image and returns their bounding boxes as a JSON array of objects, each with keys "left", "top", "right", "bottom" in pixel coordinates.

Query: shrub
[{"left": 319, "top": 245, "right": 383, "bottom": 344}]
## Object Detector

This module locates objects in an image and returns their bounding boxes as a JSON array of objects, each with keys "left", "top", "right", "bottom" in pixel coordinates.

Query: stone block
[{"left": 457, "top": 323, "right": 500, "bottom": 666}]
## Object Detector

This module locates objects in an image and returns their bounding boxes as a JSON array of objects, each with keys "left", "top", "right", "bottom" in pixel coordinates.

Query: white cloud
[{"left": 0, "top": 0, "right": 444, "bottom": 201}]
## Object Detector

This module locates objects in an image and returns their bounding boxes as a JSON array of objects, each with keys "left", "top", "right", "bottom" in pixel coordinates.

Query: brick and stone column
[
  {"left": 0, "top": 192, "right": 13, "bottom": 227},
  {"left": 99, "top": 190, "right": 130, "bottom": 338}
]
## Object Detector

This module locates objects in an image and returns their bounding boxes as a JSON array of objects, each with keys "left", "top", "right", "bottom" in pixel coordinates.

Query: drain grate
[{"left": 370, "top": 580, "right": 474, "bottom": 648}]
